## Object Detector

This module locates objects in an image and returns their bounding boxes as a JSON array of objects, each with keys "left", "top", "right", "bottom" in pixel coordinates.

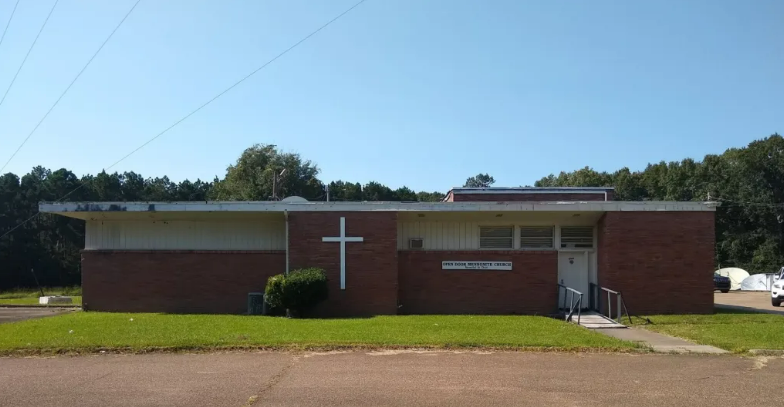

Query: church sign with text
[{"left": 441, "top": 261, "right": 512, "bottom": 271}]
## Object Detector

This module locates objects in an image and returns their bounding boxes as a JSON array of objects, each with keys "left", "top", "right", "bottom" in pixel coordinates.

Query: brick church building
[{"left": 40, "top": 187, "right": 717, "bottom": 316}]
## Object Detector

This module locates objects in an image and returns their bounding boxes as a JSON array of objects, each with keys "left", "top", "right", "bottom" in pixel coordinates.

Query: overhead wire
[
  {"left": 103, "top": 0, "right": 368, "bottom": 173},
  {"left": 0, "top": 0, "right": 369, "bottom": 241},
  {"left": 0, "top": 0, "right": 59, "bottom": 109},
  {"left": 0, "top": 0, "right": 22, "bottom": 51},
  {"left": 0, "top": 0, "right": 142, "bottom": 174}
]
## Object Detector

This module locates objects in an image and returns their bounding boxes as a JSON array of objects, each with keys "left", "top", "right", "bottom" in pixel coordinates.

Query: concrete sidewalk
[
  {"left": 593, "top": 326, "right": 729, "bottom": 354},
  {"left": 579, "top": 312, "right": 728, "bottom": 354}
]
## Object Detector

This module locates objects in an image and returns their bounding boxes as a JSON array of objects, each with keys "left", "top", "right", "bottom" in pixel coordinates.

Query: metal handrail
[
  {"left": 589, "top": 283, "right": 632, "bottom": 324},
  {"left": 556, "top": 284, "right": 583, "bottom": 325}
]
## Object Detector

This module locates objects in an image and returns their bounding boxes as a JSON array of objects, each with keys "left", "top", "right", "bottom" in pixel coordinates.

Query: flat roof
[
  {"left": 39, "top": 200, "right": 719, "bottom": 220},
  {"left": 450, "top": 187, "right": 614, "bottom": 194}
]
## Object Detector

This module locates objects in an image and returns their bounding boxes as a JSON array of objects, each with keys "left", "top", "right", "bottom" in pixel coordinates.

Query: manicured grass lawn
[
  {"left": 0, "top": 313, "right": 636, "bottom": 354},
  {"left": 0, "top": 287, "right": 82, "bottom": 306},
  {"left": 634, "top": 309, "right": 784, "bottom": 353}
]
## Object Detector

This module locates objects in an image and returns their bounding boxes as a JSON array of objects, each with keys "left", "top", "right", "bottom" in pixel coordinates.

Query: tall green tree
[
  {"left": 416, "top": 191, "right": 446, "bottom": 202},
  {"left": 211, "top": 144, "right": 323, "bottom": 201},
  {"left": 362, "top": 182, "right": 396, "bottom": 201},
  {"left": 463, "top": 173, "right": 495, "bottom": 188},
  {"left": 326, "top": 181, "right": 363, "bottom": 201},
  {"left": 534, "top": 133, "right": 784, "bottom": 273}
]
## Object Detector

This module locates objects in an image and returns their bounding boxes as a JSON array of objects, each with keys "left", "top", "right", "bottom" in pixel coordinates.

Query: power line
[
  {"left": 0, "top": 0, "right": 141, "bottom": 174},
  {"left": 103, "top": 0, "right": 368, "bottom": 172},
  {"left": 0, "top": 0, "right": 58, "bottom": 109},
  {"left": 0, "top": 0, "right": 369, "bottom": 241},
  {"left": 0, "top": 0, "right": 22, "bottom": 51}
]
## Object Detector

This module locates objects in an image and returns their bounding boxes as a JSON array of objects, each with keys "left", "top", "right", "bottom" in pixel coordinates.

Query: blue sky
[{"left": 0, "top": 0, "right": 781, "bottom": 192}]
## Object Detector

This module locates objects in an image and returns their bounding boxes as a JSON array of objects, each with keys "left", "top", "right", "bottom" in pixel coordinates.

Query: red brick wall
[
  {"left": 81, "top": 251, "right": 285, "bottom": 314},
  {"left": 451, "top": 193, "right": 611, "bottom": 202},
  {"left": 288, "top": 212, "right": 398, "bottom": 317},
  {"left": 598, "top": 212, "right": 715, "bottom": 315},
  {"left": 398, "top": 251, "right": 558, "bottom": 315}
]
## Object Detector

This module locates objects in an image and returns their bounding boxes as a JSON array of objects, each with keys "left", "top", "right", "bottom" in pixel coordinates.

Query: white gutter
[
  {"left": 451, "top": 189, "right": 611, "bottom": 195},
  {"left": 39, "top": 200, "right": 720, "bottom": 215}
]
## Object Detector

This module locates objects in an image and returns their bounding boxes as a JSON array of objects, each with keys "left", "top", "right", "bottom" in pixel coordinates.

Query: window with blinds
[
  {"left": 479, "top": 226, "right": 514, "bottom": 249},
  {"left": 519, "top": 226, "right": 554, "bottom": 249},
  {"left": 560, "top": 226, "right": 594, "bottom": 248}
]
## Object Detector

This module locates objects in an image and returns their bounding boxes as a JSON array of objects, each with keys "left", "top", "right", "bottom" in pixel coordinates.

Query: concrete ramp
[{"left": 573, "top": 311, "right": 625, "bottom": 329}]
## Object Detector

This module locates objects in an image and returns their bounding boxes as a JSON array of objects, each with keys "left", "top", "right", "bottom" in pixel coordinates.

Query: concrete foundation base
[{"left": 39, "top": 296, "right": 74, "bottom": 305}]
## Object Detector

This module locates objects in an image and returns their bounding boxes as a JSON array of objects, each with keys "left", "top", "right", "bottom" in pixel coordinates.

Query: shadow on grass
[
  {"left": 714, "top": 307, "right": 769, "bottom": 315},
  {"left": 152, "top": 311, "right": 377, "bottom": 320},
  {"left": 713, "top": 304, "right": 784, "bottom": 316}
]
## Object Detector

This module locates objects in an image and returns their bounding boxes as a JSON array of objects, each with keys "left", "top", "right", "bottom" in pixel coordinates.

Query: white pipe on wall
[{"left": 284, "top": 210, "right": 289, "bottom": 275}]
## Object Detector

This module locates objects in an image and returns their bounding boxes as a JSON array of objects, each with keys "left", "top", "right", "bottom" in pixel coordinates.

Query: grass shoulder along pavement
[
  {"left": 0, "top": 313, "right": 638, "bottom": 354},
  {"left": 633, "top": 309, "right": 784, "bottom": 353}
]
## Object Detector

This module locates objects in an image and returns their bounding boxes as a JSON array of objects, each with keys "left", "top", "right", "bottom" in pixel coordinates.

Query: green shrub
[
  {"left": 264, "top": 268, "right": 328, "bottom": 317},
  {"left": 263, "top": 274, "right": 286, "bottom": 315}
]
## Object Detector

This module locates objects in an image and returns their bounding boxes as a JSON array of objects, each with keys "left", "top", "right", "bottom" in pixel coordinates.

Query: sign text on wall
[{"left": 441, "top": 261, "right": 512, "bottom": 271}]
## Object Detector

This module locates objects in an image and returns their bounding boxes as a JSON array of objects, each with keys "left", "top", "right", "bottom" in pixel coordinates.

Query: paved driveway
[
  {"left": 1, "top": 351, "right": 782, "bottom": 407},
  {"left": 714, "top": 291, "right": 784, "bottom": 315},
  {"left": 0, "top": 307, "right": 74, "bottom": 324}
]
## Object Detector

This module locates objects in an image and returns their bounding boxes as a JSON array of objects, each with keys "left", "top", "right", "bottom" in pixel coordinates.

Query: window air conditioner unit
[{"left": 409, "top": 238, "right": 424, "bottom": 249}]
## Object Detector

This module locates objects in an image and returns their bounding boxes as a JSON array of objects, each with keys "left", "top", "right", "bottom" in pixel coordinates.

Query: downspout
[{"left": 284, "top": 209, "right": 289, "bottom": 275}]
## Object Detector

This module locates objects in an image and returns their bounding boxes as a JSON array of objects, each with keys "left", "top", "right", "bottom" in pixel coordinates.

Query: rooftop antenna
[{"left": 271, "top": 168, "right": 286, "bottom": 201}]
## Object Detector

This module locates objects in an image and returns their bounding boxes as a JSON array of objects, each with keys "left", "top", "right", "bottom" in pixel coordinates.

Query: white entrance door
[{"left": 558, "top": 252, "right": 589, "bottom": 309}]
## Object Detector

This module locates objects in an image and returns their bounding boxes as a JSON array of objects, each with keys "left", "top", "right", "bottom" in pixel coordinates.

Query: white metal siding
[
  {"left": 397, "top": 221, "right": 496, "bottom": 250},
  {"left": 398, "top": 221, "right": 595, "bottom": 251},
  {"left": 85, "top": 220, "right": 285, "bottom": 250}
]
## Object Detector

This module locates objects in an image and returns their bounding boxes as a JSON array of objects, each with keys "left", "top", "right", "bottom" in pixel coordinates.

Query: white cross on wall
[{"left": 322, "top": 217, "right": 364, "bottom": 290}]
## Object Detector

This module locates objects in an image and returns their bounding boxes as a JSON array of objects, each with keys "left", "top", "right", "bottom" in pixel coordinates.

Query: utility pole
[{"left": 326, "top": 184, "right": 330, "bottom": 202}]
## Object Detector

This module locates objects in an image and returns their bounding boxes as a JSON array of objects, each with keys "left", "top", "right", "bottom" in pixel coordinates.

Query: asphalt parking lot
[
  {"left": 1, "top": 351, "right": 782, "bottom": 407},
  {"left": 0, "top": 307, "right": 74, "bottom": 324},
  {"left": 714, "top": 291, "right": 784, "bottom": 315}
]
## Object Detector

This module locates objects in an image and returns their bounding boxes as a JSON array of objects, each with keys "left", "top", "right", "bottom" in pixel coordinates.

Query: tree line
[
  {"left": 0, "top": 144, "right": 444, "bottom": 289},
  {"left": 2, "top": 135, "right": 783, "bottom": 289},
  {"left": 535, "top": 134, "right": 784, "bottom": 274}
]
